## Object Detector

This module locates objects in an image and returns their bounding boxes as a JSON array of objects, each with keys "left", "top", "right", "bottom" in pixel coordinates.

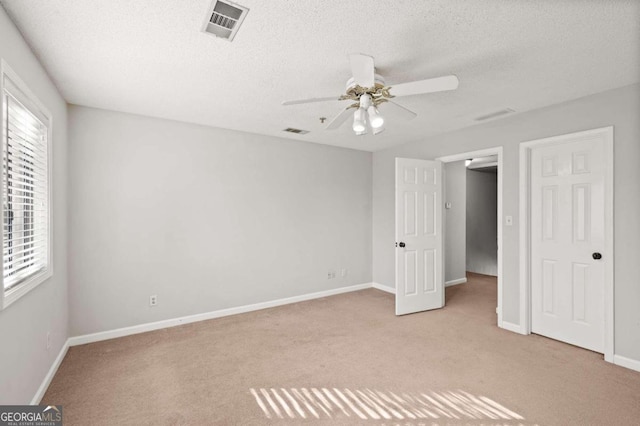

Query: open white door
[{"left": 395, "top": 158, "right": 444, "bottom": 315}]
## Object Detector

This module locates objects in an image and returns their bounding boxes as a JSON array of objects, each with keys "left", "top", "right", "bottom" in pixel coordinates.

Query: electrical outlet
[
  {"left": 327, "top": 271, "right": 336, "bottom": 279},
  {"left": 149, "top": 295, "right": 158, "bottom": 307},
  {"left": 46, "top": 332, "right": 51, "bottom": 350},
  {"left": 341, "top": 268, "right": 348, "bottom": 278}
]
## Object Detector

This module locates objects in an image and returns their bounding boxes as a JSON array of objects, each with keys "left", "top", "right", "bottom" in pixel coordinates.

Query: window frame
[{"left": 0, "top": 59, "right": 53, "bottom": 310}]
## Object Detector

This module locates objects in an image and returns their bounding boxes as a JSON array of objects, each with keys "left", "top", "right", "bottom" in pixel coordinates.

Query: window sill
[{"left": 2, "top": 268, "right": 53, "bottom": 310}]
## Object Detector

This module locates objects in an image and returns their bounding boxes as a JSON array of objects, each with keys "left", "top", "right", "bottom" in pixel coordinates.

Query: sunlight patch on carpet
[{"left": 249, "top": 388, "right": 532, "bottom": 424}]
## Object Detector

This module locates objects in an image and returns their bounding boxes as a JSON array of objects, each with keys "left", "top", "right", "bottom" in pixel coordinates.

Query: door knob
[
  {"left": 592, "top": 252, "right": 602, "bottom": 260},
  {"left": 399, "top": 242, "right": 406, "bottom": 248}
]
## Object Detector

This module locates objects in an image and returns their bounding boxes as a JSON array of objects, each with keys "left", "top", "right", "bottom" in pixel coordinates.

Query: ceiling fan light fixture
[
  {"left": 367, "top": 105, "right": 384, "bottom": 129},
  {"left": 352, "top": 107, "right": 366, "bottom": 133},
  {"left": 281, "top": 54, "right": 460, "bottom": 138}
]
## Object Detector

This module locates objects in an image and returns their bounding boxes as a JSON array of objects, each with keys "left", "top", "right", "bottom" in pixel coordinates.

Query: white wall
[
  {"left": 0, "top": 6, "right": 68, "bottom": 404},
  {"left": 372, "top": 84, "right": 640, "bottom": 362},
  {"left": 68, "top": 106, "right": 372, "bottom": 336},
  {"left": 444, "top": 161, "right": 466, "bottom": 282},
  {"left": 466, "top": 170, "right": 498, "bottom": 276}
]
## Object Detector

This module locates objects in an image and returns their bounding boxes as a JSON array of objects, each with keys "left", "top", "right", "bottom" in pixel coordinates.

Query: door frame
[
  {"left": 437, "top": 147, "right": 504, "bottom": 328},
  {"left": 519, "top": 126, "right": 614, "bottom": 362}
]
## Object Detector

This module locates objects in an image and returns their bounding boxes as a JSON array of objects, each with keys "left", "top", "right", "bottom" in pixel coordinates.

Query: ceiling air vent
[
  {"left": 475, "top": 108, "right": 515, "bottom": 122},
  {"left": 283, "top": 128, "right": 309, "bottom": 135},
  {"left": 203, "top": 0, "right": 249, "bottom": 41}
]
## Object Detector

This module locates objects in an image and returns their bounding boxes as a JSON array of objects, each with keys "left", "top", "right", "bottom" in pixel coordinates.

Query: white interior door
[
  {"left": 530, "top": 134, "right": 609, "bottom": 353},
  {"left": 395, "top": 158, "right": 444, "bottom": 315}
]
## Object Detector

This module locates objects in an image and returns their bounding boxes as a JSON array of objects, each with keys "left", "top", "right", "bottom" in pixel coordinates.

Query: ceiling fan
[{"left": 282, "top": 53, "right": 459, "bottom": 136}]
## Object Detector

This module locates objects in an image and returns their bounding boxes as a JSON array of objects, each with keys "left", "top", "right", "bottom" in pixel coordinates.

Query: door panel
[
  {"left": 395, "top": 158, "right": 443, "bottom": 315},
  {"left": 423, "top": 249, "right": 436, "bottom": 292},
  {"left": 531, "top": 135, "right": 607, "bottom": 353},
  {"left": 572, "top": 263, "right": 588, "bottom": 322},
  {"left": 404, "top": 249, "right": 418, "bottom": 296},
  {"left": 572, "top": 184, "right": 590, "bottom": 242},
  {"left": 542, "top": 259, "right": 556, "bottom": 315}
]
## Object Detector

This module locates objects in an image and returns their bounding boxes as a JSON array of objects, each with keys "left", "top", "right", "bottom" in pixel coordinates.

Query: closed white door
[
  {"left": 395, "top": 158, "right": 444, "bottom": 315},
  {"left": 530, "top": 134, "right": 609, "bottom": 353}
]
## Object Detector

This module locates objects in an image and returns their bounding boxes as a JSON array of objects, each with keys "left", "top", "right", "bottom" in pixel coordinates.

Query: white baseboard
[
  {"left": 371, "top": 282, "right": 395, "bottom": 294},
  {"left": 613, "top": 354, "right": 640, "bottom": 373},
  {"left": 31, "top": 339, "right": 69, "bottom": 405},
  {"left": 69, "top": 282, "right": 373, "bottom": 347},
  {"left": 445, "top": 277, "right": 467, "bottom": 287},
  {"left": 501, "top": 320, "right": 526, "bottom": 335}
]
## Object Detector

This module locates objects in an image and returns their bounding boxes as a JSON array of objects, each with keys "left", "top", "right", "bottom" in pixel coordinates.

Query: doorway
[
  {"left": 393, "top": 148, "right": 504, "bottom": 327},
  {"left": 437, "top": 148, "right": 504, "bottom": 326}
]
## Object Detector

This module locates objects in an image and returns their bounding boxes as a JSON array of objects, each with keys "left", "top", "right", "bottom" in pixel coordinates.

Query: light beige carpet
[{"left": 44, "top": 273, "right": 640, "bottom": 425}]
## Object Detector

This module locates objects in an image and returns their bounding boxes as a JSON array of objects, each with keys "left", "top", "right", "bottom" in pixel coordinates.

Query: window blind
[{"left": 2, "top": 90, "right": 49, "bottom": 291}]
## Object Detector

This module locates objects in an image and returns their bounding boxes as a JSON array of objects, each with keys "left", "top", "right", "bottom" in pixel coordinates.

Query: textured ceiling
[{"left": 1, "top": 0, "right": 638, "bottom": 152}]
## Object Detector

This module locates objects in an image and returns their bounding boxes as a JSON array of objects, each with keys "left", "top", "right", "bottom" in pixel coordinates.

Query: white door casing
[
  {"left": 521, "top": 127, "right": 613, "bottom": 359},
  {"left": 395, "top": 158, "right": 444, "bottom": 315}
]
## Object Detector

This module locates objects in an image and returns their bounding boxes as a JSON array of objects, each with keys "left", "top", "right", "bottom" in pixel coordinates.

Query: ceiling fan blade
[
  {"left": 326, "top": 107, "right": 354, "bottom": 130},
  {"left": 390, "top": 75, "right": 459, "bottom": 97},
  {"left": 282, "top": 96, "right": 341, "bottom": 106},
  {"left": 383, "top": 100, "right": 417, "bottom": 121},
  {"left": 349, "top": 53, "right": 375, "bottom": 88}
]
